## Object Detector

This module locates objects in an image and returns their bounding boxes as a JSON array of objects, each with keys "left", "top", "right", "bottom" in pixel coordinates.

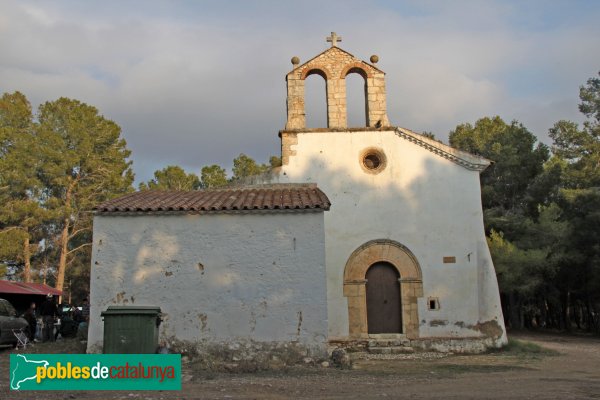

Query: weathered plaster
[{"left": 88, "top": 212, "right": 328, "bottom": 353}]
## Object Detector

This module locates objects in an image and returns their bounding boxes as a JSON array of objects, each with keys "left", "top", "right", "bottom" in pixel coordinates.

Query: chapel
[{"left": 87, "top": 33, "right": 507, "bottom": 355}]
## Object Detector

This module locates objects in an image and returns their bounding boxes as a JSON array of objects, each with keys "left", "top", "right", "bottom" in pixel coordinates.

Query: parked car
[{"left": 0, "top": 298, "right": 29, "bottom": 346}]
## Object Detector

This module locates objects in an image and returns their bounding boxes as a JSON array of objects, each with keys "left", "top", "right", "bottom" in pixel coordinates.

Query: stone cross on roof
[{"left": 326, "top": 32, "right": 342, "bottom": 47}]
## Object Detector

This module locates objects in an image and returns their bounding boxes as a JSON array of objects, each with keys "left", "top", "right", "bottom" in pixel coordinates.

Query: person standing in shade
[
  {"left": 40, "top": 294, "right": 57, "bottom": 342},
  {"left": 78, "top": 298, "right": 90, "bottom": 341},
  {"left": 23, "top": 302, "right": 37, "bottom": 342},
  {"left": 81, "top": 298, "right": 90, "bottom": 322}
]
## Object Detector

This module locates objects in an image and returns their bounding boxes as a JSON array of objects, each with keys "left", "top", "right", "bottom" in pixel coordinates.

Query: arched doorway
[
  {"left": 343, "top": 239, "right": 423, "bottom": 339},
  {"left": 366, "top": 262, "right": 401, "bottom": 334}
]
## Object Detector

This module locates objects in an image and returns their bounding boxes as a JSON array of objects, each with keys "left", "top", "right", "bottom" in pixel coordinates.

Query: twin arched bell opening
[{"left": 285, "top": 33, "right": 390, "bottom": 130}]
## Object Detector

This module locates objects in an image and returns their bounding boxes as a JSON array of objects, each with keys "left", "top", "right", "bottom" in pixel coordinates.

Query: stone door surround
[{"left": 343, "top": 239, "right": 423, "bottom": 338}]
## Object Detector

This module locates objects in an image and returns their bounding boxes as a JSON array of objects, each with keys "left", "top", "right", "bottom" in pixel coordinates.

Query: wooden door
[{"left": 366, "top": 262, "right": 402, "bottom": 333}]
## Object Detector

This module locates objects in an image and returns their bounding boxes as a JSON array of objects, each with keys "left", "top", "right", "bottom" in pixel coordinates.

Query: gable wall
[{"left": 278, "top": 129, "right": 505, "bottom": 343}]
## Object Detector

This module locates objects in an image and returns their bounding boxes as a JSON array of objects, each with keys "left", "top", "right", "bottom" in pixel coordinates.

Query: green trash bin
[{"left": 101, "top": 306, "right": 161, "bottom": 354}]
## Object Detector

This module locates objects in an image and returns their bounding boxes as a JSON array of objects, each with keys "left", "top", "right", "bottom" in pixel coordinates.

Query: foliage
[
  {"left": 142, "top": 154, "right": 281, "bottom": 191},
  {"left": 0, "top": 92, "right": 134, "bottom": 300},
  {"left": 269, "top": 156, "right": 282, "bottom": 168},
  {"left": 0, "top": 92, "right": 49, "bottom": 281},
  {"left": 139, "top": 165, "right": 200, "bottom": 191},
  {"left": 149, "top": 154, "right": 281, "bottom": 190},
  {"left": 35, "top": 97, "right": 134, "bottom": 292},
  {"left": 232, "top": 153, "right": 270, "bottom": 181},
  {"left": 549, "top": 121, "right": 600, "bottom": 188},
  {"left": 449, "top": 116, "right": 549, "bottom": 212},
  {"left": 548, "top": 71, "right": 600, "bottom": 188},
  {"left": 488, "top": 230, "right": 548, "bottom": 298},
  {"left": 0, "top": 231, "right": 26, "bottom": 261},
  {"left": 579, "top": 70, "right": 600, "bottom": 124},
  {"left": 452, "top": 71, "right": 600, "bottom": 333},
  {"left": 200, "top": 165, "right": 228, "bottom": 188},
  {"left": 420, "top": 131, "right": 443, "bottom": 143}
]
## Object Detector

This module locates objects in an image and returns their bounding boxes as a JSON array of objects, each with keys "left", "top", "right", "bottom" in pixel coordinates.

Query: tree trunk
[
  {"left": 592, "top": 304, "right": 600, "bottom": 334},
  {"left": 55, "top": 179, "right": 76, "bottom": 297},
  {"left": 23, "top": 232, "right": 31, "bottom": 282},
  {"left": 540, "top": 298, "right": 548, "bottom": 328},
  {"left": 42, "top": 260, "right": 47, "bottom": 285},
  {"left": 56, "top": 217, "right": 70, "bottom": 295},
  {"left": 508, "top": 292, "right": 521, "bottom": 329},
  {"left": 574, "top": 302, "right": 582, "bottom": 330},
  {"left": 563, "top": 290, "right": 571, "bottom": 332},
  {"left": 585, "top": 300, "right": 597, "bottom": 333},
  {"left": 519, "top": 306, "right": 525, "bottom": 330}
]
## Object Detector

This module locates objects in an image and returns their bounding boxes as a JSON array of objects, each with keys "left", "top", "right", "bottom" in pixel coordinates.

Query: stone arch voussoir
[
  {"left": 301, "top": 66, "right": 332, "bottom": 81},
  {"left": 340, "top": 62, "right": 373, "bottom": 79}
]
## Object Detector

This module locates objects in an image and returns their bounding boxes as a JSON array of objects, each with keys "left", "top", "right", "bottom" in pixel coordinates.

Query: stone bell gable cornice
[{"left": 286, "top": 46, "right": 384, "bottom": 81}]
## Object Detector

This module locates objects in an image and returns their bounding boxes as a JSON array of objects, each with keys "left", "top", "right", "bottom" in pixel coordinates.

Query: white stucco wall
[
  {"left": 278, "top": 129, "right": 506, "bottom": 343},
  {"left": 88, "top": 211, "right": 328, "bottom": 353}
]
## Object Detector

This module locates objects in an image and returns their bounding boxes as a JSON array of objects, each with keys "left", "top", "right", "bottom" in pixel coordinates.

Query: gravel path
[{"left": 1, "top": 332, "right": 599, "bottom": 399}]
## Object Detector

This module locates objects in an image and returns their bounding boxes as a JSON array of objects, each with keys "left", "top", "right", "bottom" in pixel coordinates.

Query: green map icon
[{"left": 10, "top": 354, "right": 49, "bottom": 390}]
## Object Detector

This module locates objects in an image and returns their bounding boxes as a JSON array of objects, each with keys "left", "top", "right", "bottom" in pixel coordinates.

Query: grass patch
[
  {"left": 431, "top": 363, "right": 528, "bottom": 375},
  {"left": 495, "top": 338, "right": 559, "bottom": 357}
]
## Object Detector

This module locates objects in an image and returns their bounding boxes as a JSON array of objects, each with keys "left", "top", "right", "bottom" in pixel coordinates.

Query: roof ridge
[
  {"left": 204, "top": 183, "right": 317, "bottom": 192},
  {"left": 95, "top": 185, "right": 331, "bottom": 214}
]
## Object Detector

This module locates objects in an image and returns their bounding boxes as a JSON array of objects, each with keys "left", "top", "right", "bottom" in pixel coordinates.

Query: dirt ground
[{"left": 1, "top": 332, "right": 599, "bottom": 399}]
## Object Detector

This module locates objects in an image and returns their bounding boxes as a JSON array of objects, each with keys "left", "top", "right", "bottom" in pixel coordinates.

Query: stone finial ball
[
  {"left": 291, "top": 56, "right": 300, "bottom": 66},
  {"left": 370, "top": 55, "right": 379, "bottom": 64}
]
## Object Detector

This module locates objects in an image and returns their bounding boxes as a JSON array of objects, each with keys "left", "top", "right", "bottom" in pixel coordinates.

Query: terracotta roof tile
[{"left": 95, "top": 184, "right": 331, "bottom": 214}]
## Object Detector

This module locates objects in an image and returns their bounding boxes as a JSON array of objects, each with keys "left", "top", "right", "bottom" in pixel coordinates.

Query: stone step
[
  {"left": 368, "top": 339, "right": 411, "bottom": 347},
  {"left": 368, "top": 346, "right": 414, "bottom": 354},
  {"left": 369, "top": 333, "right": 406, "bottom": 339}
]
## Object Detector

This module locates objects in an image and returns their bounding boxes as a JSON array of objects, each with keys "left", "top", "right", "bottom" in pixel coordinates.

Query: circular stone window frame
[{"left": 360, "top": 147, "right": 387, "bottom": 174}]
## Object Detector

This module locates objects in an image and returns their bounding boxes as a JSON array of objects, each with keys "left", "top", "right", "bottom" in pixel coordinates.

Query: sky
[{"left": 1, "top": 0, "right": 599, "bottom": 184}]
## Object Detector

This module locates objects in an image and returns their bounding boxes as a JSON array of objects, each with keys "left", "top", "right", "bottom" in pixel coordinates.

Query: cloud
[{"left": 1, "top": 0, "right": 599, "bottom": 183}]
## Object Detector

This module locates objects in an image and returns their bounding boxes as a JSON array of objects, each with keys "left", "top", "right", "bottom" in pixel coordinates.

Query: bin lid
[{"left": 101, "top": 306, "right": 161, "bottom": 316}]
